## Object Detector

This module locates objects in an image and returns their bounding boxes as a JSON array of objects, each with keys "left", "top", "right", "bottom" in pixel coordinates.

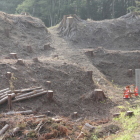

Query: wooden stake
[
  {"left": 0, "top": 88, "right": 9, "bottom": 94},
  {"left": 8, "top": 94, "right": 12, "bottom": 110}
]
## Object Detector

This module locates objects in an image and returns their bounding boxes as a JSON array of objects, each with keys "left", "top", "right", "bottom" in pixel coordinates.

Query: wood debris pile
[{"left": 0, "top": 87, "right": 49, "bottom": 105}]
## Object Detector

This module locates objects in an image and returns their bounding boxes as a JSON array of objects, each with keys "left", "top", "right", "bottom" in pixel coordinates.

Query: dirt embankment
[
  {"left": 70, "top": 13, "right": 140, "bottom": 51},
  {"left": 0, "top": 11, "right": 51, "bottom": 59}
]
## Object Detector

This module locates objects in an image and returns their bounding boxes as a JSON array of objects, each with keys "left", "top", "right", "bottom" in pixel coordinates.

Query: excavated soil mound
[
  {"left": 70, "top": 12, "right": 140, "bottom": 51},
  {"left": 0, "top": 12, "right": 51, "bottom": 59}
]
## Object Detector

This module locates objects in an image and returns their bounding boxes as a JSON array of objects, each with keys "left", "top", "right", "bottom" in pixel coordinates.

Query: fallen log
[
  {"left": 0, "top": 93, "right": 15, "bottom": 105},
  {"left": 16, "top": 89, "right": 44, "bottom": 99},
  {"left": 2, "top": 110, "right": 33, "bottom": 115},
  {"left": 3, "top": 127, "right": 20, "bottom": 139},
  {"left": 0, "top": 124, "right": 9, "bottom": 136},
  {"left": 14, "top": 86, "right": 42, "bottom": 94},
  {"left": 35, "top": 121, "right": 43, "bottom": 132},
  {"left": 0, "top": 88, "right": 9, "bottom": 94},
  {"left": 0, "top": 90, "right": 11, "bottom": 99},
  {"left": 13, "top": 91, "right": 48, "bottom": 102}
]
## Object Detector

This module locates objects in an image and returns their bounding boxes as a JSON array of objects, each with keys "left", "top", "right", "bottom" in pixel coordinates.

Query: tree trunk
[
  {"left": 58, "top": 14, "right": 82, "bottom": 39},
  {"left": 0, "top": 93, "right": 15, "bottom": 105}
]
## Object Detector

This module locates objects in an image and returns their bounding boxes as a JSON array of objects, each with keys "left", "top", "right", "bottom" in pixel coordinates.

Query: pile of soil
[
  {"left": 0, "top": 11, "right": 51, "bottom": 59},
  {"left": 71, "top": 12, "right": 140, "bottom": 51}
]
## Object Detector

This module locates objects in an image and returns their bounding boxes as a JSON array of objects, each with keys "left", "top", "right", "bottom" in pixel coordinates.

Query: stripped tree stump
[
  {"left": 85, "top": 50, "right": 94, "bottom": 57},
  {"left": 16, "top": 59, "right": 24, "bottom": 65},
  {"left": 26, "top": 46, "right": 33, "bottom": 53},
  {"left": 8, "top": 94, "right": 12, "bottom": 110},
  {"left": 71, "top": 112, "right": 78, "bottom": 119},
  {"left": 44, "top": 44, "right": 51, "bottom": 50},
  {"left": 10, "top": 53, "right": 18, "bottom": 59},
  {"left": 47, "top": 90, "right": 53, "bottom": 100},
  {"left": 113, "top": 113, "right": 120, "bottom": 118},
  {"left": 46, "top": 81, "right": 51, "bottom": 90},
  {"left": 33, "top": 57, "right": 39, "bottom": 62},
  {"left": 87, "top": 71, "right": 93, "bottom": 80},
  {"left": 127, "top": 69, "right": 133, "bottom": 77},
  {"left": 6, "top": 72, "right": 11, "bottom": 79},
  {"left": 125, "top": 111, "right": 134, "bottom": 117}
]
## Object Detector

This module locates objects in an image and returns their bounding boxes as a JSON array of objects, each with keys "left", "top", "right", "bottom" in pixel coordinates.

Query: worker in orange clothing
[
  {"left": 123, "top": 86, "right": 130, "bottom": 99},
  {"left": 134, "top": 87, "right": 139, "bottom": 96}
]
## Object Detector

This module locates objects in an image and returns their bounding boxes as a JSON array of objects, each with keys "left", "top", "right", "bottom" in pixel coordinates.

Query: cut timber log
[
  {"left": 2, "top": 110, "right": 33, "bottom": 115},
  {"left": 0, "top": 93, "right": 15, "bottom": 105},
  {"left": 35, "top": 121, "right": 43, "bottom": 132},
  {"left": 0, "top": 88, "right": 9, "bottom": 94},
  {"left": 0, "top": 90, "right": 11, "bottom": 98},
  {"left": 9, "top": 53, "right": 18, "bottom": 59},
  {"left": 14, "top": 86, "right": 42, "bottom": 94},
  {"left": 16, "top": 89, "right": 44, "bottom": 99},
  {"left": 4, "top": 127, "right": 20, "bottom": 138},
  {"left": 13, "top": 91, "right": 48, "bottom": 102},
  {"left": 0, "top": 124, "right": 9, "bottom": 136}
]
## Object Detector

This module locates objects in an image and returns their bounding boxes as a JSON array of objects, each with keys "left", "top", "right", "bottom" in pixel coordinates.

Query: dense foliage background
[{"left": 0, "top": 0, "right": 140, "bottom": 27}]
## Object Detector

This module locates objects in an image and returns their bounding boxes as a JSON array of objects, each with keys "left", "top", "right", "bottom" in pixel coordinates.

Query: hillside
[{"left": 0, "top": 12, "right": 140, "bottom": 140}]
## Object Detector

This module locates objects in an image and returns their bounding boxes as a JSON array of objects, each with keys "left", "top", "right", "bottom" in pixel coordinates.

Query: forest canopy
[{"left": 0, "top": 0, "right": 139, "bottom": 27}]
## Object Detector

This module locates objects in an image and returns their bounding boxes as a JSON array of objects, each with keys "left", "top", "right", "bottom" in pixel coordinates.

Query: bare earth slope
[{"left": 0, "top": 12, "right": 140, "bottom": 139}]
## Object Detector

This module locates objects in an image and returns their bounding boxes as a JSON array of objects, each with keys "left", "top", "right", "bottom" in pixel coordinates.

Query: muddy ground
[{"left": 0, "top": 12, "right": 140, "bottom": 139}]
